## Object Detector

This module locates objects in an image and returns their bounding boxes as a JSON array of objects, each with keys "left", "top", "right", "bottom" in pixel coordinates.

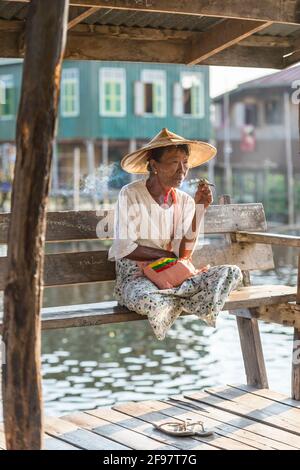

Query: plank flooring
[{"left": 1, "top": 385, "right": 300, "bottom": 450}]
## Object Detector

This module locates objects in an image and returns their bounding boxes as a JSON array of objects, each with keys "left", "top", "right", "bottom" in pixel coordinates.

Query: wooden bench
[{"left": 0, "top": 196, "right": 299, "bottom": 397}]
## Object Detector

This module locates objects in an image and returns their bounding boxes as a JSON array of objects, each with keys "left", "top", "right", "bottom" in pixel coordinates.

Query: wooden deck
[{"left": 1, "top": 385, "right": 300, "bottom": 450}]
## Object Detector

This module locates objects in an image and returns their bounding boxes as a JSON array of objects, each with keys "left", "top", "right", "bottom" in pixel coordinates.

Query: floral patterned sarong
[{"left": 114, "top": 259, "right": 243, "bottom": 340}]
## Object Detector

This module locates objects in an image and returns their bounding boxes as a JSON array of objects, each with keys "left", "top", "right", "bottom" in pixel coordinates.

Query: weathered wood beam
[
  {"left": 239, "top": 35, "right": 292, "bottom": 47},
  {"left": 233, "top": 303, "right": 300, "bottom": 329},
  {"left": 0, "top": 27, "right": 286, "bottom": 68},
  {"left": 2, "top": 0, "right": 69, "bottom": 451},
  {"left": 0, "top": 20, "right": 295, "bottom": 48},
  {"left": 4, "top": 0, "right": 300, "bottom": 25},
  {"left": 0, "top": 19, "right": 195, "bottom": 39},
  {"left": 234, "top": 231, "right": 300, "bottom": 247},
  {"left": 187, "top": 19, "right": 273, "bottom": 65},
  {"left": 67, "top": 6, "right": 101, "bottom": 29},
  {"left": 204, "top": 45, "right": 286, "bottom": 68}
]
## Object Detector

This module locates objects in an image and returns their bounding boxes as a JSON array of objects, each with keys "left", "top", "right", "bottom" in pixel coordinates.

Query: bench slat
[
  {"left": 0, "top": 204, "right": 267, "bottom": 243},
  {"left": 0, "top": 285, "right": 296, "bottom": 332},
  {"left": 0, "top": 243, "right": 274, "bottom": 289}
]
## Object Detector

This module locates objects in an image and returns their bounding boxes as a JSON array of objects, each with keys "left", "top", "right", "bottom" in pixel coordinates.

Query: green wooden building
[{"left": 0, "top": 59, "right": 211, "bottom": 197}]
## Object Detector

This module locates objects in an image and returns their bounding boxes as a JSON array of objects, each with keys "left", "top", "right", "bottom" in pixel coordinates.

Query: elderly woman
[{"left": 109, "top": 128, "right": 242, "bottom": 340}]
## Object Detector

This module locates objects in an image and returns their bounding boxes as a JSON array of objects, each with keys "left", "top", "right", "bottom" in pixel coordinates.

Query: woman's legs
[{"left": 175, "top": 265, "right": 243, "bottom": 326}]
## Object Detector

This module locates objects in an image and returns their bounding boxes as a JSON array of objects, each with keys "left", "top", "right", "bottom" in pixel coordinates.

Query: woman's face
[{"left": 150, "top": 147, "right": 189, "bottom": 188}]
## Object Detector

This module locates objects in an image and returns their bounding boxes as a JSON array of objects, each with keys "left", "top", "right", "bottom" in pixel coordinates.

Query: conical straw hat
[{"left": 121, "top": 128, "right": 217, "bottom": 174}]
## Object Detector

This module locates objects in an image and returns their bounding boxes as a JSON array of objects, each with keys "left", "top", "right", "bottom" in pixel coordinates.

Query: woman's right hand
[{"left": 194, "top": 182, "right": 213, "bottom": 209}]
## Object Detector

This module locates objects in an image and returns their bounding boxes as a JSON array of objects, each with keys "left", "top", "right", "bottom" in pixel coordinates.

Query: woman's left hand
[{"left": 194, "top": 183, "right": 213, "bottom": 209}]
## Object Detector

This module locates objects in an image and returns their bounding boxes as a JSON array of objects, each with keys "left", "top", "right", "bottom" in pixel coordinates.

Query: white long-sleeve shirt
[{"left": 108, "top": 178, "right": 196, "bottom": 261}]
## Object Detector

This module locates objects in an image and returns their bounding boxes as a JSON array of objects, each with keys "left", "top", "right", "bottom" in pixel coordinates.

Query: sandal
[{"left": 153, "top": 419, "right": 214, "bottom": 437}]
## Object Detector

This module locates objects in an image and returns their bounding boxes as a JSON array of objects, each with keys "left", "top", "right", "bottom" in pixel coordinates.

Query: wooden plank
[
  {"left": 159, "top": 399, "right": 294, "bottom": 450},
  {"left": 0, "top": 285, "right": 296, "bottom": 333},
  {"left": 85, "top": 407, "right": 216, "bottom": 450},
  {"left": 0, "top": 28, "right": 286, "bottom": 68},
  {"left": 235, "top": 231, "right": 300, "bottom": 247},
  {"left": 2, "top": 0, "right": 69, "bottom": 451},
  {"left": 190, "top": 387, "right": 300, "bottom": 435},
  {"left": 183, "top": 392, "right": 300, "bottom": 448},
  {"left": 44, "top": 435, "right": 81, "bottom": 450},
  {"left": 242, "top": 302, "right": 300, "bottom": 329},
  {"left": 203, "top": 44, "right": 286, "bottom": 68},
  {"left": 0, "top": 244, "right": 275, "bottom": 290},
  {"left": 236, "top": 311, "right": 269, "bottom": 388},
  {"left": 0, "top": 204, "right": 268, "bottom": 243},
  {"left": 88, "top": 404, "right": 219, "bottom": 450},
  {"left": 230, "top": 385, "right": 300, "bottom": 410},
  {"left": 187, "top": 19, "right": 272, "bottom": 65},
  {"left": 165, "top": 394, "right": 299, "bottom": 449},
  {"left": 240, "top": 35, "right": 292, "bottom": 47},
  {"left": 44, "top": 416, "right": 129, "bottom": 450},
  {"left": 62, "top": 411, "right": 177, "bottom": 450},
  {"left": 111, "top": 400, "right": 257, "bottom": 450}
]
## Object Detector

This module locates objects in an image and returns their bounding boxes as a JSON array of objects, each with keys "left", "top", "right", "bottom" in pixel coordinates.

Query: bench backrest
[{"left": 0, "top": 203, "right": 274, "bottom": 290}]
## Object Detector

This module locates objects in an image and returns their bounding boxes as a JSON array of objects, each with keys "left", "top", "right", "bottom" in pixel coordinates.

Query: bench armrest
[{"left": 233, "top": 231, "right": 300, "bottom": 247}]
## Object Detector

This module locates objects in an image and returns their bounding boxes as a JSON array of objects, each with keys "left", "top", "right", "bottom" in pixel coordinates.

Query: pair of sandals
[{"left": 154, "top": 419, "right": 214, "bottom": 437}]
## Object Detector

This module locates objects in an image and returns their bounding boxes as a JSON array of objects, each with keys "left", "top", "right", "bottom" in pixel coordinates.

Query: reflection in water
[{"left": 40, "top": 239, "right": 299, "bottom": 416}]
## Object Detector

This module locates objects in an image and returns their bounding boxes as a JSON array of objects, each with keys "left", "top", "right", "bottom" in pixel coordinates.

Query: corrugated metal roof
[
  {"left": 238, "top": 64, "right": 300, "bottom": 88},
  {"left": 79, "top": 9, "right": 223, "bottom": 31},
  {"left": 254, "top": 23, "right": 300, "bottom": 37},
  {"left": 0, "top": 1, "right": 223, "bottom": 31},
  {"left": 2, "top": 0, "right": 300, "bottom": 38},
  {"left": 214, "top": 64, "right": 300, "bottom": 100}
]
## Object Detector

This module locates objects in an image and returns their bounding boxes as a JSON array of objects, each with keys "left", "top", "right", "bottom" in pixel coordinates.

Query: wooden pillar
[
  {"left": 284, "top": 91, "right": 295, "bottom": 226},
  {"left": 2, "top": 0, "right": 69, "bottom": 450},
  {"left": 86, "top": 139, "right": 97, "bottom": 209},
  {"left": 102, "top": 137, "right": 109, "bottom": 204},
  {"left": 73, "top": 147, "right": 80, "bottom": 211},
  {"left": 292, "top": 255, "right": 300, "bottom": 399},
  {"left": 219, "top": 194, "right": 268, "bottom": 389}
]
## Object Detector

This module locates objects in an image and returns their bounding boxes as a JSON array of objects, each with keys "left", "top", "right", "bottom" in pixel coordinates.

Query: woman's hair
[{"left": 147, "top": 144, "right": 190, "bottom": 172}]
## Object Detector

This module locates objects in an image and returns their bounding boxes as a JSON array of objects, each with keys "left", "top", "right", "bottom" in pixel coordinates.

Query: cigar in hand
[{"left": 189, "top": 178, "right": 215, "bottom": 187}]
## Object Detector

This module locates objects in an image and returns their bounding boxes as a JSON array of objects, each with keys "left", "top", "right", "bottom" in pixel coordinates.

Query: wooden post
[
  {"left": 2, "top": 0, "right": 69, "bottom": 450},
  {"left": 73, "top": 146, "right": 80, "bottom": 211},
  {"left": 86, "top": 139, "right": 97, "bottom": 209},
  {"left": 102, "top": 137, "right": 109, "bottom": 205},
  {"left": 219, "top": 194, "right": 268, "bottom": 389},
  {"left": 283, "top": 91, "right": 295, "bottom": 225},
  {"left": 292, "top": 255, "right": 300, "bottom": 399}
]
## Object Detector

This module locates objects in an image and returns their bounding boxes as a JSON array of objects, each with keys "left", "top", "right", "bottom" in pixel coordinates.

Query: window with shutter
[
  {"left": 0, "top": 75, "right": 14, "bottom": 119},
  {"left": 61, "top": 68, "right": 80, "bottom": 117},
  {"left": 99, "top": 68, "right": 126, "bottom": 117},
  {"left": 139, "top": 70, "right": 166, "bottom": 117},
  {"left": 179, "top": 72, "right": 204, "bottom": 118}
]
